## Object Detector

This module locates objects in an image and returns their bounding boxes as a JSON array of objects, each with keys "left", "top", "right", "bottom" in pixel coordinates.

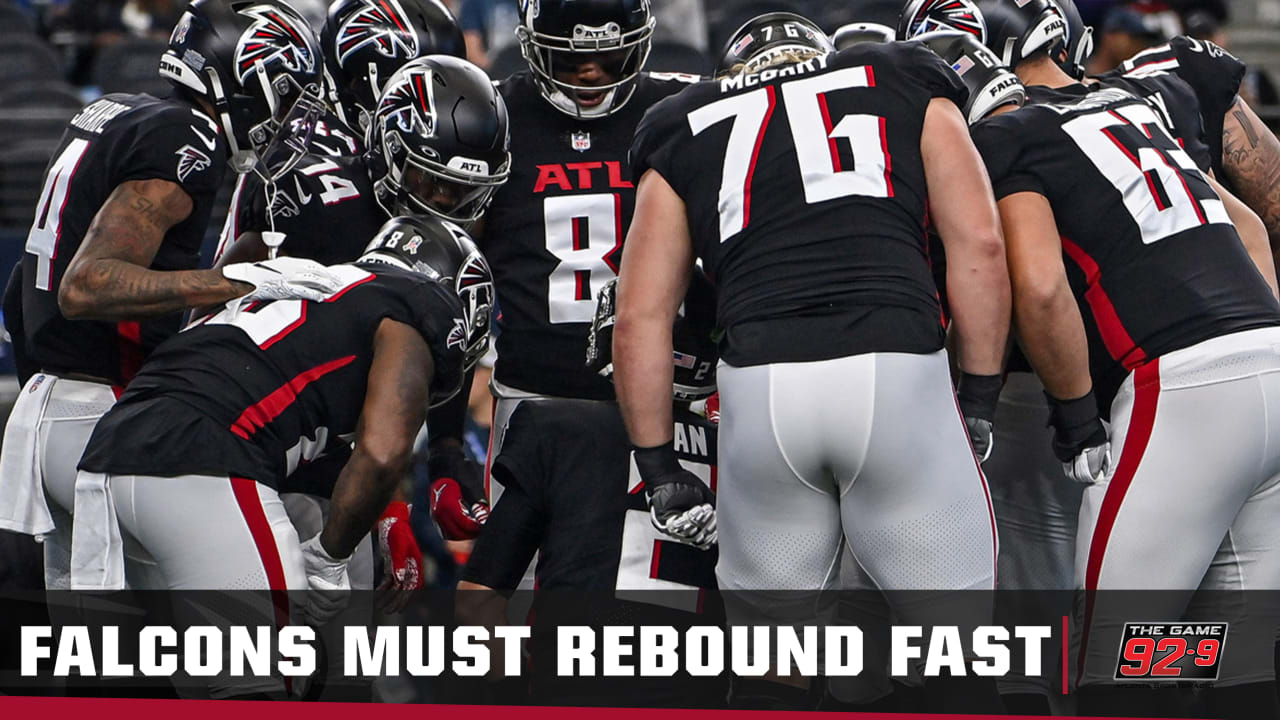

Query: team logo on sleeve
[
  {"left": 336, "top": 0, "right": 421, "bottom": 64},
  {"left": 905, "top": 0, "right": 986, "bottom": 41},
  {"left": 174, "top": 145, "right": 212, "bottom": 181},
  {"left": 234, "top": 5, "right": 317, "bottom": 84}
]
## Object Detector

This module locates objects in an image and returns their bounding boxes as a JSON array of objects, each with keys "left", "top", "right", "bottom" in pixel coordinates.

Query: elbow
[
  {"left": 57, "top": 269, "right": 94, "bottom": 319},
  {"left": 358, "top": 440, "right": 414, "bottom": 486}
]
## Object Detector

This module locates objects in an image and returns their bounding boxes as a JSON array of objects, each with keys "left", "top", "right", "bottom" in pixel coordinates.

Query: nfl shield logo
[{"left": 571, "top": 131, "right": 591, "bottom": 152}]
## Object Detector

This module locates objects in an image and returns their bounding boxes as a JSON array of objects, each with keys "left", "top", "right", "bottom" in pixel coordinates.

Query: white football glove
[
  {"left": 223, "top": 257, "right": 345, "bottom": 304},
  {"left": 299, "top": 534, "right": 350, "bottom": 626},
  {"left": 1063, "top": 441, "right": 1112, "bottom": 485},
  {"left": 656, "top": 503, "right": 717, "bottom": 551}
]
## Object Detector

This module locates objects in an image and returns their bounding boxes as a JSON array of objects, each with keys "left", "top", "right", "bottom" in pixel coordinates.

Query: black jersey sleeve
[
  {"left": 899, "top": 40, "right": 969, "bottom": 108},
  {"left": 1164, "top": 36, "right": 1245, "bottom": 129},
  {"left": 970, "top": 113, "right": 1042, "bottom": 199},
  {"left": 233, "top": 172, "right": 272, "bottom": 233},
  {"left": 630, "top": 93, "right": 693, "bottom": 195},
  {"left": 490, "top": 402, "right": 549, "bottom": 499},
  {"left": 460, "top": 479, "right": 545, "bottom": 594},
  {"left": 117, "top": 112, "right": 226, "bottom": 199}
]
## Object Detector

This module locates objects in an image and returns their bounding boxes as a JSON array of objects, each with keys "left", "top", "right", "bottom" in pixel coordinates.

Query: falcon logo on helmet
[
  {"left": 905, "top": 0, "right": 987, "bottom": 41},
  {"left": 174, "top": 144, "right": 212, "bottom": 181},
  {"left": 452, "top": 251, "right": 494, "bottom": 357},
  {"left": 234, "top": 5, "right": 317, "bottom": 84},
  {"left": 335, "top": 0, "right": 421, "bottom": 63},
  {"left": 380, "top": 66, "right": 437, "bottom": 136}
]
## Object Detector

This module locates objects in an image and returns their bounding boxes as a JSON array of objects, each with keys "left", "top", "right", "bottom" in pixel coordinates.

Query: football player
[
  {"left": 213, "top": 0, "right": 468, "bottom": 267},
  {"left": 215, "top": 54, "right": 511, "bottom": 578},
  {"left": 936, "top": 1, "right": 1280, "bottom": 715},
  {"left": 69, "top": 215, "right": 492, "bottom": 695},
  {"left": 456, "top": 276, "right": 724, "bottom": 708},
  {"left": 446, "top": 0, "right": 701, "bottom": 519},
  {"left": 0, "top": 0, "right": 343, "bottom": 590},
  {"left": 616, "top": 12, "right": 1009, "bottom": 711}
]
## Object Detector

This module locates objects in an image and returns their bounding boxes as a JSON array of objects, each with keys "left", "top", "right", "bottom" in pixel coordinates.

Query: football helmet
[
  {"left": 586, "top": 271, "right": 719, "bottom": 402},
  {"left": 320, "top": 0, "right": 465, "bottom": 132},
  {"left": 716, "top": 12, "right": 835, "bottom": 77},
  {"left": 360, "top": 214, "right": 494, "bottom": 388},
  {"left": 515, "top": 0, "right": 655, "bottom": 119},
  {"left": 1047, "top": 0, "right": 1092, "bottom": 79},
  {"left": 161, "top": 0, "right": 325, "bottom": 174},
  {"left": 831, "top": 22, "right": 896, "bottom": 50},
  {"left": 365, "top": 56, "right": 511, "bottom": 224},
  {"left": 898, "top": 0, "right": 1067, "bottom": 68},
  {"left": 916, "top": 30, "right": 1025, "bottom": 123}
]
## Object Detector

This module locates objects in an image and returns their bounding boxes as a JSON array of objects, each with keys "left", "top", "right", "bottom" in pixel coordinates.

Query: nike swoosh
[
  {"left": 189, "top": 125, "right": 218, "bottom": 152},
  {"left": 294, "top": 176, "right": 313, "bottom": 204}
]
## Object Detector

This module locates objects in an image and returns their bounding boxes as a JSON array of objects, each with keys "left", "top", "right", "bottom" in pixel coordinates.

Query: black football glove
[
  {"left": 957, "top": 372, "right": 1002, "bottom": 464},
  {"left": 1046, "top": 390, "right": 1111, "bottom": 485},
  {"left": 634, "top": 443, "right": 716, "bottom": 550},
  {"left": 427, "top": 448, "right": 490, "bottom": 540}
]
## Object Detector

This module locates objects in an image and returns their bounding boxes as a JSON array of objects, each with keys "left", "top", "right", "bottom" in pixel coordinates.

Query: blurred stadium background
[{"left": 0, "top": 0, "right": 1275, "bottom": 406}]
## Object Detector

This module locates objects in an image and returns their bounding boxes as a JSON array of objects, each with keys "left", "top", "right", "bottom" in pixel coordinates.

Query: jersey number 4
[
  {"left": 26, "top": 139, "right": 90, "bottom": 291},
  {"left": 689, "top": 66, "right": 892, "bottom": 243}
]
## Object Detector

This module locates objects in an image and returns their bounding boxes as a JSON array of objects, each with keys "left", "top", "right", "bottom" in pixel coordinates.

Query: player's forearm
[
  {"left": 1012, "top": 276, "right": 1092, "bottom": 400},
  {"left": 322, "top": 448, "right": 406, "bottom": 558},
  {"left": 1222, "top": 98, "right": 1280, "bottom": 267},
  {"left": 945, "top": 240, "right": 1011, "bottom": 377},
  {"left": 613, "top": 313, "right": 675, "bottom": 448},
  {"left": 58, "top": 259, "right": 250, "bottom": 320}
]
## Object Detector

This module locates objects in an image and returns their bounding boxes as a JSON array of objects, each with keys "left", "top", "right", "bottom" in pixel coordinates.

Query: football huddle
[{"left": 1, "top": 0, "right": 1280, "bottom": 715}]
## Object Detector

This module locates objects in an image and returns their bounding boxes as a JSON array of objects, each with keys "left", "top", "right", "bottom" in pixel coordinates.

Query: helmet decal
[
  {"left": 336, "top": 0, "right": 421, "bottom": 64},
  {"left": 379, "top": 65, "right": 437, "bottom": 136},
  {"left": 450, "top": 251, "right": 494, "bottom": 353},
  {"left": 907, "top": 0, "right": 987, "bottom": 42},
  {"left": 234, "top": 4, "right": 317, "bottom": 84}
]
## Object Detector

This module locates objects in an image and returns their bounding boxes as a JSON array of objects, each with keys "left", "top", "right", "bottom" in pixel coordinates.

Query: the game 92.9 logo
[{"left": 1114, "top": 623, "right": 1226, "bottom": 681}]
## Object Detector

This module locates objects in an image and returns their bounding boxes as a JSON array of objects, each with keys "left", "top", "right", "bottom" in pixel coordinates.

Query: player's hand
[
  {"left": 1047, "top": 390, "right": 1111, "bottom": 485},
  {"left": 375, "top": 501, "right": 422, "bottom": 613},
  {"left": 299, "top": 534, "right": 351, "bottom": 626},
  {"left": 428, "top": 449, "right": 490, "bottom": 540},
  {"left": 223, "top": 257, "right": 345, "bottom": 303},
  {"left": 957, "top": 373, "right": 1002, "bottom": 464},
  {"left": 635, "top": 444, "right": 716, "bottom": 550}
]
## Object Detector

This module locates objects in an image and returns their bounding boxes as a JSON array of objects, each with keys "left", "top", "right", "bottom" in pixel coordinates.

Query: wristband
[
  {"left": 1045, "top": 390, "right": 1099, "bottom": 432},
  {"left": 957, "top": 372, "right": 1003, "bottom": 422},
  {"left": 633, "top": 442, "right": 682, "bottom": 482}
]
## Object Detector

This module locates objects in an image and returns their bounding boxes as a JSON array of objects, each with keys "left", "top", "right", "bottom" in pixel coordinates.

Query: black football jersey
[
  {"left": 972, "top": 84, "right": 1280, "bottom": 404},
  {"left": 216, "top": 111, "right": 382, "bottom": 266},
  {"left": 466, "top": 400, "right": 716, "bottom": 595},
  {"left": 19, "top": 93, "right": 227, "bottom": 385},
  {"left": 482, "top": 72, "right": 699, "bottom": 400},
  {"left": 1101, "top": 35, "right": 1245, "bottom": 181},
  {"left": 632, "top": 42, "right": 963, "bottom": 366},
  {"left": 78, "top": 265, "right": 467, "bottom": 491}
]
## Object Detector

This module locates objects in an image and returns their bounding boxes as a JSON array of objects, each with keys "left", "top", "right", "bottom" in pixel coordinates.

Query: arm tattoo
[{"left": 1223, "top": 98, "right": 1280, "bottom": 246}]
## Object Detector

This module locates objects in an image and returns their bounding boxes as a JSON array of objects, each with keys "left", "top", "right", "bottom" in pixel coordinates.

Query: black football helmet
[
  {"left": 898, "top": 0, "right": 1067, "bottom": 68},
  {"left": 515, "top": 0, "right": 655, "bottom": 119},
  {"left": 831, "top": 22, "right": 896, "bottom": 50},
  {"left": 916, "top": 30, "right": 1025, "bottom": 123},
  {"left": 586, "top": 271, "right": 719, "bottom": 402},
  {"left": 365, "top": 56, "right": 511, "bottom": 224},
  {"left": 161, "top": 0, "right": 325, "bottom": 174},
  {"left": 360, "top": 215, "right": 494, "bottom": 395},
  {"left": 1047, "top": 0, "right": 1092, "bottom": 79},
  {"left": 320, "top": 0, "right": 465, "bottom": 132},
  {"left": 716, "top": 12, "right": 834, "bottom": 77}
]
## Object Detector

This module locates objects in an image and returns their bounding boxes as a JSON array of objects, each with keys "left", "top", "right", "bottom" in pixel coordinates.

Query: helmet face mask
[
  {"left": 161, "top": 0, "right": 324, "bottom": 174},
  {"left": 367, "top": 57, "right": 512, "bottom": 225},
  {"left": 516, "top": 0, "right": 655, "bottom": 119}
]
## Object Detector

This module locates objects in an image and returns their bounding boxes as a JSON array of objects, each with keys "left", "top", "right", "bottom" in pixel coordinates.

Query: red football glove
[
  {"left": 428, "top": 450, "right": 490, "bottom": 540},
  {"left": 376, "top": 501, "right": 422, "bottom": 612}
]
